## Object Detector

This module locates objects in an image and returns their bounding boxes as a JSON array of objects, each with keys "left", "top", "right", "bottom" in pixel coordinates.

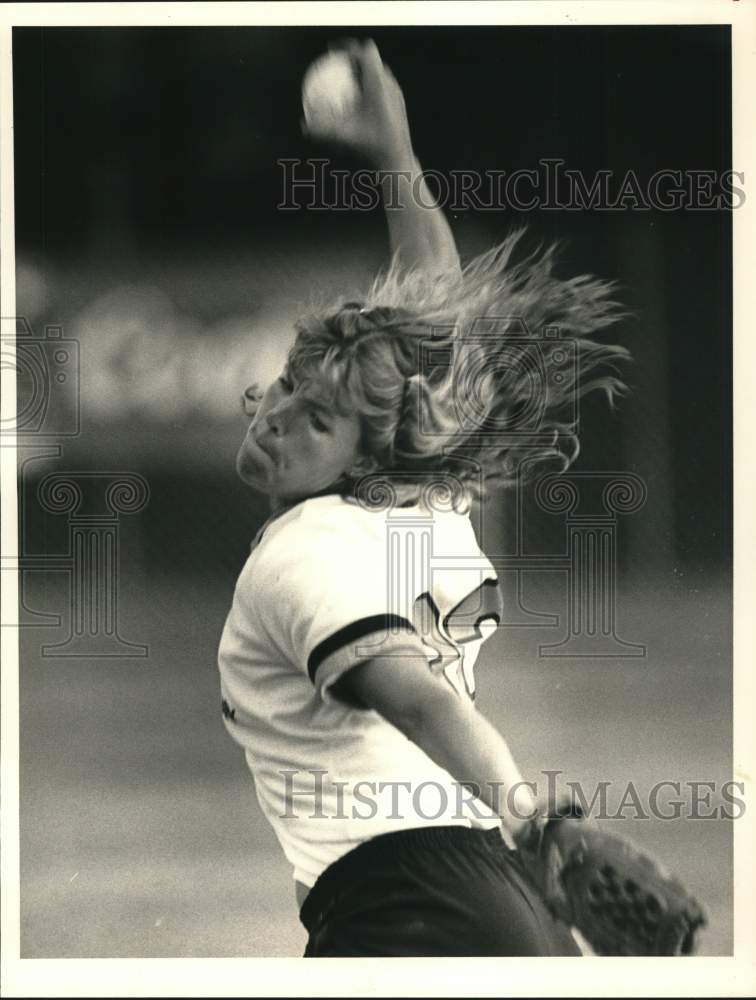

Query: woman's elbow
[{"left": 387, "top": 681, "right": 467, "bottom": 742}]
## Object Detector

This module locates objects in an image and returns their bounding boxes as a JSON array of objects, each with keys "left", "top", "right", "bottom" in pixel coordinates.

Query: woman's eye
[{"left": 309, "top": 412, "right": 328, "bottom": 432}]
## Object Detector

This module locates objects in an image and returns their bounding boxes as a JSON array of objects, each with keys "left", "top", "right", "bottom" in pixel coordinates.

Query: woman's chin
[{"left": 236, "top": 450, "right": 271, "bottom": 491}]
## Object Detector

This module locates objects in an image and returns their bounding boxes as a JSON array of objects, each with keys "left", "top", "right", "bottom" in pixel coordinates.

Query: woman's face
[{"left": 236, "top": 370, "right": 363, "bottom": 505}]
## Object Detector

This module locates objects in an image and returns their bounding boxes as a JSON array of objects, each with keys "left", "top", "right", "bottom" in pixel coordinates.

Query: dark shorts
[{"left": 300, "top": 825, "right": 581, "bottom": 957}]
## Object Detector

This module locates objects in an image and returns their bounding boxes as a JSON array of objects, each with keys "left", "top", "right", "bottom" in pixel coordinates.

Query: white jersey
[{"left": 218, "top": 493, "right": 503, "bottom": 888}]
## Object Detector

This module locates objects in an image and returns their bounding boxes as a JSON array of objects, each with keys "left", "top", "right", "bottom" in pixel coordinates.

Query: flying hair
[{"left": 287, "top": 230, "right": 631, "bottom": 506}]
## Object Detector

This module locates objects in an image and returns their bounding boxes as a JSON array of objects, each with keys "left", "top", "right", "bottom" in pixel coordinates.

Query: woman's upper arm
[{"left": 335, "top": 651, "right": 455, "bottom": 733}]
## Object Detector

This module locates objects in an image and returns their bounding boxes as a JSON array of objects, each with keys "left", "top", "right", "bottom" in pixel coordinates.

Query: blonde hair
[{"left": 288, "top": 231, "right": 630, "bottom": 505}]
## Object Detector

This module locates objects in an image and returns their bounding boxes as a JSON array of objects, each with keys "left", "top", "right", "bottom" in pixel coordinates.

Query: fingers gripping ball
[
  {"left": 302, "top": 51, "right": 361, "bottom": 128},
  {"left": 516, "top": 813, "right": 708, "bottom": 956}
]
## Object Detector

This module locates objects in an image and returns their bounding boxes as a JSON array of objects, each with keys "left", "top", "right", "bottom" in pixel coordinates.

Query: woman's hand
[
  {"left": 303, "top": 39, "right": 413, "bottom": 168},
  {"left": 303, "top": 38, "right": 461, "bottom": 276}
]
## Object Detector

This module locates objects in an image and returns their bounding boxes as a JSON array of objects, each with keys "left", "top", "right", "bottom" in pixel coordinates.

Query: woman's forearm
[
  {"left": 341, "top": 653, "right": 535, "bottom": 838},
  {"left": 396, "top": 685, "right": 536, "bottom": 838},
  {"left": 376, "top": 148, "right": 461, "bottom": 277}
]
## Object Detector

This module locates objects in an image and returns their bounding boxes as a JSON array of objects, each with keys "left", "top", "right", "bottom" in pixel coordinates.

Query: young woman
[{"left": 218, "top": 40, "right": 628, "bottom": 957}]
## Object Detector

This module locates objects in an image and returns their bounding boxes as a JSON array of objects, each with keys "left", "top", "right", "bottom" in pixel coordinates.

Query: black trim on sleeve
[{"left": 307, "top": 614, "right": 414, "bottom": 683}]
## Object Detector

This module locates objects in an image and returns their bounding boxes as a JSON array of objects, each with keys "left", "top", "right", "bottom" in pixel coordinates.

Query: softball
[{"left": 302, "top": 51, "right": 360, "bottom": 126}]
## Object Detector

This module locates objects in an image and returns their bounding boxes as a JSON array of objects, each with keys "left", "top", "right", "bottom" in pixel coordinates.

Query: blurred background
[{"left": 12, "top": 25, "right": 732, "bottom": 956}]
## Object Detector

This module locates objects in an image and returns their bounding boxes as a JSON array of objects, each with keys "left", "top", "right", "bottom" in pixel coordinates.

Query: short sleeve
[{"left": 259, "top": 516, "right": 427, "bottom": 703}]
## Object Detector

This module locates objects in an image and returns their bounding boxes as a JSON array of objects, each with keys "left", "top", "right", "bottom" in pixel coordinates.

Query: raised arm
[{"left": 303, "top": 40, "right": 461, "bottom": 277}]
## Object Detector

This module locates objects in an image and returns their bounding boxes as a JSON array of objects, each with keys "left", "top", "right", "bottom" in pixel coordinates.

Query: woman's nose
[
  {"left": 266, "top": 412, "right": 281, "bottom": 434},
  {"left": 265, "top": 402, "right": 293, "bottom": 435}
]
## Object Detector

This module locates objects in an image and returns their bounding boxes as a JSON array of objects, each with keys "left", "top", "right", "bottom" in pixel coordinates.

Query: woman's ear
[{"left": 242, "top": 384, "right": 263, "bottom": 418}]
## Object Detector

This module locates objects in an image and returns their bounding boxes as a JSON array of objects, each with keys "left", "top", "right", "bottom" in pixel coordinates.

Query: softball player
[{"left": 218, "top": 40, "right": 628, "bottom": 956}]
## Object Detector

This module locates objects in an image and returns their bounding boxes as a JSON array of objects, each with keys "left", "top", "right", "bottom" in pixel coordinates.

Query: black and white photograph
[{"left": 1, "top": 2, "right": 754, "bottom": 996}]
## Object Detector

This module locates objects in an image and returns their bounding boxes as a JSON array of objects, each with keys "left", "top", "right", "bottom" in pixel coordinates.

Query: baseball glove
[{"left": 514, "top": 806, "right": 707, "bottom": 956}]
